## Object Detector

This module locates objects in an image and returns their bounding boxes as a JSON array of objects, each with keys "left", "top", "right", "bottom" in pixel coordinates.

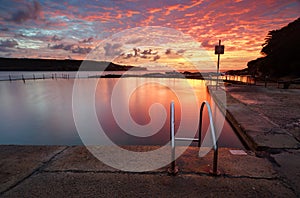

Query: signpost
[{"left": 215, "top": 40, "right": 224, "bottom": 89}]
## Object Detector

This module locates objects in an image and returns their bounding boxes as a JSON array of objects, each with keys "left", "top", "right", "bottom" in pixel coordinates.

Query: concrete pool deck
[{"left": 1, "top": 84, "right": 300, "bottom": 197}]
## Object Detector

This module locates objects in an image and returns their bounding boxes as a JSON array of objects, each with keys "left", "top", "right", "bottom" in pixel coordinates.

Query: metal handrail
[
  {"left": 168, "top": 101, "right": 178, "bottom": 175},
  {"left": 199, "top": 101, "right": 219, "bottom": 175},
  {"left": 168, "top": 100, "right": 219, "bottom": 176}
]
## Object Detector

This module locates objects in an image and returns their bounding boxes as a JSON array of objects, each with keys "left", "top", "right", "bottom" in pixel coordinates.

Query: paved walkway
[{"left": 0, "top": 84, "right": 299, "bottom": 197}]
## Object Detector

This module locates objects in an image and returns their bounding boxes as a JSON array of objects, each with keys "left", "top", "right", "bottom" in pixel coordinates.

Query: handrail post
[
  {"left": 213, "top": 147, "right": 218, "bottom": 175},
  {"left": 198, "top": 103, "right": 205, "bottom": 147},
  {"left": 168, "top": 101, "right": 178, "bottom": 175},
  {"left": 201, "top": 101, "right": 220, "bottom": 176}
]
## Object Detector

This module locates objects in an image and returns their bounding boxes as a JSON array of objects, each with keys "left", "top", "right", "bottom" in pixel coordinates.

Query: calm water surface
[{"left": 0, "top": 76, "right": 243, "bottom": 148}]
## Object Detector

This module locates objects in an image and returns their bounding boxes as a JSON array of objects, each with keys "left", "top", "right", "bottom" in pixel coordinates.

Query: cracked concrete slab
[
  {"left": 209, "top": 85, "right": 300, "bottom": 195},
  {"left": 45, "top": 146, "right": 168, "bottom": 173},
  {"left": 44, "top": 146, "right": 276, "bottom": 179},
  {"left": 44, "top": 146, "right": 118, "bottom": 172},
  {"left": 272, "top": 150, "right": 300, "bottom": 195},
  {"left": 176, "top": 147, "right": 276, "bottom": 178},
  {"left": 226, "top": 97, "right": 299, "bottom": 150},
  {"left": 0, "top": 145, "right": 66, "bottom": 193},
  {"left": 1, "top": 172, "right": 295, "bottom": 197},
  {"left": 0, "top": 145, "right": 295, "bottom": 197}
]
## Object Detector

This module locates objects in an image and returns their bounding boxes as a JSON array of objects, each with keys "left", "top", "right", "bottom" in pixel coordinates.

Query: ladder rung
[{"left": 174, "top": 137, "right": 199, "bottom": 142}]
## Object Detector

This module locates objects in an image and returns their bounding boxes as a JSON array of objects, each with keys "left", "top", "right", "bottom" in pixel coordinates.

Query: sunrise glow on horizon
[{"left": 0, "top": 0, "right": 299, "bottom": 71}]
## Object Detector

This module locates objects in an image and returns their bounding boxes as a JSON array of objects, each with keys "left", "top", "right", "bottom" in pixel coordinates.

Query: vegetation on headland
[
  {"left": 228, "top": 17, "right": 300, "bottom": 80},
  {"left": 0, "top": 57, "right": 146, "bottom": 71}
]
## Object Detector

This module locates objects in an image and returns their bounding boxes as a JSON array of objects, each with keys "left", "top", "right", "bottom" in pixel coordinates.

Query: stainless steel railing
[{"left": 168, "top": 101, "right": 219, "bottom": 176}]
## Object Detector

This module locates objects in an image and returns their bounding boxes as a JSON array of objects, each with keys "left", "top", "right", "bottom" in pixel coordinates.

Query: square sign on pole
[
  {"left": 215, "top": 40, "right": 224, "bottom": 90},
  {"left": 215, "top": 45, "right": 224, "bottom": 54}
]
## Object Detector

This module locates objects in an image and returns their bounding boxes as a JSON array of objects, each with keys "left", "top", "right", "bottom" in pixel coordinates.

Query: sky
[{"left": 0, "top": 0, "right": 299, "bottom": 71}]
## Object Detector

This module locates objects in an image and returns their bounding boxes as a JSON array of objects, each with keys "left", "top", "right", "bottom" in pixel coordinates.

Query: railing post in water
[
  {"left": 22, "top": 74, "right": 25, "bottom": 83},
  {"left": 168, "top": 101, "right": 178, "bottom": 175}
]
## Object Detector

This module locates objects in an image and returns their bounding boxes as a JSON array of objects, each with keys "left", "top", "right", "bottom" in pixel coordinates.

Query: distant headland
[{"left": 0, "top": 57, "right": 147, "bottom": 71}]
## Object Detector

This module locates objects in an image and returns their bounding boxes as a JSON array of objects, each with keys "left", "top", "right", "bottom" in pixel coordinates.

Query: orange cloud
[
  {"left": 125, "top": 10, "right": 140, "bottom": 18},
  {"left": 148, "top": 8, "right": 161, "bottom": 14}
]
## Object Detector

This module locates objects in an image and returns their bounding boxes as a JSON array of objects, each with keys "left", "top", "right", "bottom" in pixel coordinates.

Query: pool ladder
[{"left": 168, "top": 101, "right": 219, "bottom": 176}]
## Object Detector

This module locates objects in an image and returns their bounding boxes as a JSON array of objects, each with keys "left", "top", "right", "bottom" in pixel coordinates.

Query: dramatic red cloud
[{"left": 0, "top": 0, "right": 299, "bottom": 70}]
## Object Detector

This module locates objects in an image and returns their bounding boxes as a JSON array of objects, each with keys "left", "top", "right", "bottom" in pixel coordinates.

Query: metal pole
[
  {"left": 206, "top": 102, "right": 219, "bottom": 176},
  {"left": 198, "top": 103, "right": 205, "bottom": 147},
  {"left": 201, "top": 101, "right": 220, "bottom": 176},
  {"left": 171, "top": 101, "right": 175, "bottom": 170},
  {"left": 168, "top": 101, "right": 178, "bottom": 175},
  {"left": 216, "top": 40, "right": 221, "bottom": 90},
  {"left": 213, "top": 147, "right": 218, "bottom": 174}
]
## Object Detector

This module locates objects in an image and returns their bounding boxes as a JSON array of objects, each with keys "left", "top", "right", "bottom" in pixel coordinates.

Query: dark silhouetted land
[
  {"left": 227, "top": 17, "right": 300, "bottom": 81},
  {"left": 0, "top": 58, "right": 146, "bottom": 71}
]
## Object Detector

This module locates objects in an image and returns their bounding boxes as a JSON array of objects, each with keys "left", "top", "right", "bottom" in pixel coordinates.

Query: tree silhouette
[{"left": 247, "top": 17, "right": 300, "bottom": 78}]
